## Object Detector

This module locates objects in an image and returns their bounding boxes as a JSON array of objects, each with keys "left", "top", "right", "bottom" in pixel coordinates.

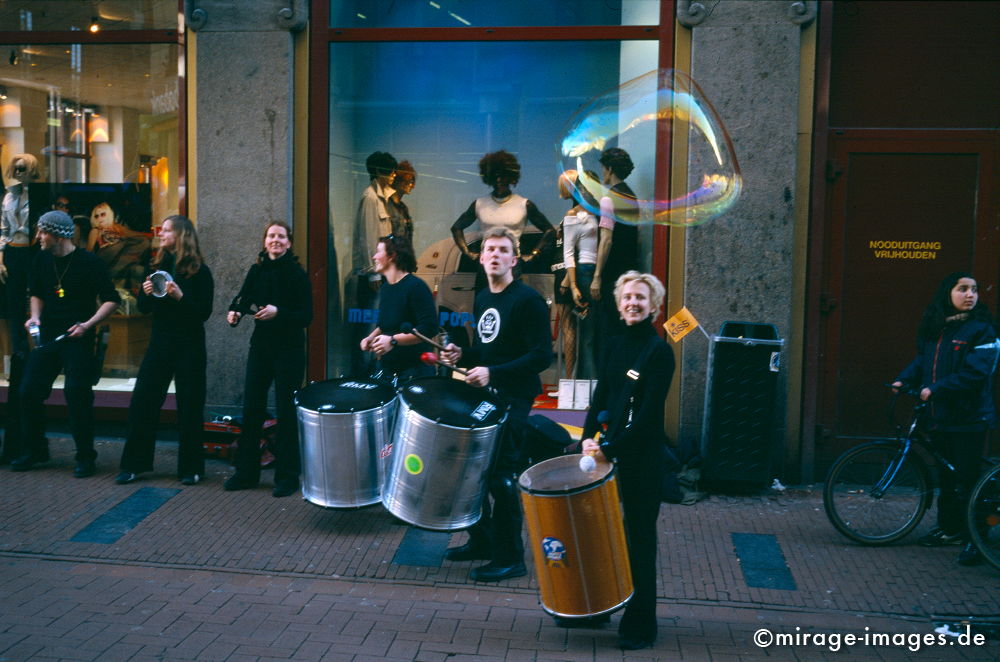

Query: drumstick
[
  {"left": 399, "top": 323, "right": 448, "bottom": 352},
  {"left": 579, "top": 451, "right": 597, "bottom": 472},
  {"left": 420, "top": 351, "right": 468, "bottom": 376}
]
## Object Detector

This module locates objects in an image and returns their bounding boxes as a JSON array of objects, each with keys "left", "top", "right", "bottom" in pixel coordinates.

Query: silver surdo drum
[
  {"left": 381, "top": 377, "right": 507, "bottom": 530},
  {"left": 296, "top": 378, "right": 397, "bottom": 508}
]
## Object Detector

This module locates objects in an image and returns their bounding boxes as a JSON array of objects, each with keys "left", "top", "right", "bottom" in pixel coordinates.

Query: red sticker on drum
[
  {"left": 542, "top": 537, "right": 568, "bottom": 567},
  {"left": 404, "top": 454, "right": 424, "bottom": 475}
]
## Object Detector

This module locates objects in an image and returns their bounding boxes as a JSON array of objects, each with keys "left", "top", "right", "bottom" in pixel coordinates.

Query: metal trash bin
[
  {"left": 296, "top": 378, "right": 397, "bottom": 508},
  {"left": 701, "top": 322, "right": 784, "bottom": 490},
  {"left": 381, "top": 377, "right": 507, "bottom": 531}
]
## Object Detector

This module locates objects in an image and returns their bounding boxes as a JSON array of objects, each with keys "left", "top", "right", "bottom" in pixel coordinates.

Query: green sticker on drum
[{"left": 404, "top": 454, "right": 424, "bottom": 475}]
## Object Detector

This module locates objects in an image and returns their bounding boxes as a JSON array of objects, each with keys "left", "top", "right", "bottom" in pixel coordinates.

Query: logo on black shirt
[{"left": 478, "top": 307, "right": 500, "bottom": 344}]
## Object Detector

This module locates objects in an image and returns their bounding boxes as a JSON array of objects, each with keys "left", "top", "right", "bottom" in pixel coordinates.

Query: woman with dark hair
[
  {"left": 360, "top": 234, "right": 437, "bottom": 382},
  {"left": 388, "top": 160, "right": 416, "bottom": 243},
  {"left": 450, "top": 149, "right": 554, "bottom": 269},
  {"left": 893, "top": 271, "right": 998, "bottom": 566},
  {"left": 581, "top": 271, "right": 674, "bottom": 650},
  {"left": 223, "top": 221, "right": 313, "bottom": 497},
  {"left": 115, "top": 215, "right": 213, "bottom": 486},
  {"left": 593, "top": 147, "right": 639, "bottom": 342}
]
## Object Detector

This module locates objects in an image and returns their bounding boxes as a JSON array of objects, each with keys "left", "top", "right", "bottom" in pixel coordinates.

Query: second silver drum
[{"left": 382, "top": 377, "right": 507, "bottom": 530}]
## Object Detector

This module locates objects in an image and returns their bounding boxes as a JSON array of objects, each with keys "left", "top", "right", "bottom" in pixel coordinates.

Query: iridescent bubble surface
[{"left": 558, "top": 68, "right": 742, "bottom": 227}]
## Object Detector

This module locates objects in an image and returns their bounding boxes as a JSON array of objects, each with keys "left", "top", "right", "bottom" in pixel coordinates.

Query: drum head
[
  {"left": 519, "top": 454, "right": 613, "bottom": 495},
  {"left": 399, "top": 376, "right": 506, "bottom": 428},
  {"left": 295, "top": 378, "right": 396, "bottom": 413}
]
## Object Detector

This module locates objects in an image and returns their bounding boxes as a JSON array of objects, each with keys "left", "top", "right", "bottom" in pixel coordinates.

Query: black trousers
[
  {"left": 20, "top": 333, "right": 97, "bottom": 462},
  {"left": 617, "top": 467, "right": 662, "bottom": 641},
  {"left": 232, "top": 342, "right": 305, "bottom": 484},
  {"left": 933, "top": 429, "right": 985, "bottom": 536},
  {"left": 119, "top": 330, "right": 206, "bottom": 478},
  {"left": 466, "top": 397, "right": 532, "bottom": 565},
  {"left": 2, "top": 246, "right": 35, "bottom": 459}
]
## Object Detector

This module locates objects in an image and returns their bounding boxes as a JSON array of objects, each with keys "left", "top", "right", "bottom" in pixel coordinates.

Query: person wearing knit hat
[
  {"left": 37, "top": 210, "right": 76, "bottom": 238},
  {"left": 9, "top": 216, "right": 120, "bottom": 478}
]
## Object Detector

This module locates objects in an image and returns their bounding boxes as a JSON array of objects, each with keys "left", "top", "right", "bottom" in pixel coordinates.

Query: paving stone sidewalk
[{"left": 0, "top": 436, "right": 997, "bottom": 661}]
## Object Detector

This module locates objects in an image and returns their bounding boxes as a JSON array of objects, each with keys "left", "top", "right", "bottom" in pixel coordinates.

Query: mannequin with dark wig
[
  {"left": 893, "top": 271, "right": 997, "bottom": 566},
  {"left": 450, "top": 150, "right": 554, "bottom": 270}
]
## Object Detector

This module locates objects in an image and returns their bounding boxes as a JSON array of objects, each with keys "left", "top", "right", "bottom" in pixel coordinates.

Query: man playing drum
[{"left": 441, "top": 227, "right": 553, "bottom": 582}]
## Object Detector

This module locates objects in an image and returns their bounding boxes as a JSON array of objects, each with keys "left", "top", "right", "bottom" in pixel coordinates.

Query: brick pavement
[{"left": 0, "top": 436, "right": 997, "bottom": 661}]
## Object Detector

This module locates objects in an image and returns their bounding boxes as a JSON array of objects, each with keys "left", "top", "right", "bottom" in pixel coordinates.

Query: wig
[
  {"left": 479, "top": 150, "right": 521, "bottom": 187},
  {"left": 599, "top": 147, "right": 635, "bottom": 180}
]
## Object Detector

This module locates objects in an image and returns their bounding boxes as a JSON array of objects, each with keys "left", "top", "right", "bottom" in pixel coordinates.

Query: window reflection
[{"left": 0, "top": 43, "right": 179, "bottom": 387}]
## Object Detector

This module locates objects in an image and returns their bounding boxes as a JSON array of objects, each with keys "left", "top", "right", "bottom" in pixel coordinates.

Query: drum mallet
[
  {"left": 420, "top": 352, "right": 468, "bottom": 376},
  {"left": 399, "top": 322, "right": 449, "bottom": 351}
]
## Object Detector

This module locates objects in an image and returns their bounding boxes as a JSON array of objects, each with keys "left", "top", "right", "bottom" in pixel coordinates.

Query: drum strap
[{"left": 604, "top": 335, "right": 662, "bottom": 445}]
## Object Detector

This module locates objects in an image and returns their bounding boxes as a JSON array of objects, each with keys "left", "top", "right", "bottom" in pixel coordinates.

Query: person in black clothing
[
  {"left": 387, "top": 161, "right": 416, "bottom": 243},
  {"left": 0, "top": 154, "right": 41, "bottom": 464},
  {"left": 223, "top": 222, "right": 312, "bottom": 497},
  {"left": 592, "top": 148, "right": 639, "bottom": 345},
  {"left": 581, "top": 271, "right": 674, "bottom": 651},
  {"left": 359, "top": 234, "right": 436, "bottom": 383},
  {"left": 893, "top": 271, "right": 998, "bottom": 566},
  {"left": 441, "top": 227, "right": 553, "bottom": 582},
  {"left": 11, "top": 211, "right": 120, "bottom": 477},
  {"left": 115, "top": 215, "right": 213, "bottom": 486}
]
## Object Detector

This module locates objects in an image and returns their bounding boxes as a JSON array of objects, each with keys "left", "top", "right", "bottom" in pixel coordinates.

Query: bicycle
[
  {"left": 968, "top": 461, "right": 1000, "bottom": 570},
  {"left": 823, "top": 386, "right": 998, "bottom": 561}
]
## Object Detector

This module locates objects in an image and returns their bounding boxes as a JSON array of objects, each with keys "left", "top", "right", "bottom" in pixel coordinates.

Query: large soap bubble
[{"left": 559, "top": 68, "right": 742, "bottom": 227}]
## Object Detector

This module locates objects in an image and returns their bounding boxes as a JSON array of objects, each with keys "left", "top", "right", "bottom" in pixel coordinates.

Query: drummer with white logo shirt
[{"left": 440, "top": 227, "right": 552, "bottom": 582}]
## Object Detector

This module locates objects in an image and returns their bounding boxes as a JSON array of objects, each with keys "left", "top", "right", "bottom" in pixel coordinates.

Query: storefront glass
[
  {"left": 326, "top": 39, "right": 658, "bottom": 380},
  {"left": 0, "top": 1, "right": 177, "bottom": 31},
  {"left": 0, "top": 41, "right": 180, "bottom": 387},
  {"left": 330, "top": 0, "right": 659, "bottom": 28}
]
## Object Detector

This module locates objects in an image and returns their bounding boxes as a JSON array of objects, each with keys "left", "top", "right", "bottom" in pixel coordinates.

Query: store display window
[{"left": 1, "top": 6, "right": 181, "bottom": 390}]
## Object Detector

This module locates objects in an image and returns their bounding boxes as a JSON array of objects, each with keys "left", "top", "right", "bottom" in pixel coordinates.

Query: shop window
[
  {"left": 0, "top": 2, "right": 177, "bottom": 31},
  {"left": 0, "top": 42, "right": 179, "bottom": 388},
  {"left": 327, "top": 39, "right": 658, "bottom": 378},
  {"left": 331, "top": 0, "right": 659, "bottom": 28}
]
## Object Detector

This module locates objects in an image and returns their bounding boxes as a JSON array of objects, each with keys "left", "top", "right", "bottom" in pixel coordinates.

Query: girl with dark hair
[
  {"left": 116, "top": 215, "right": 214, "bottom": 486},
  {"left": 450, "top": 149, "right": 554, "bottom": 270},
  {"left": 893, "top": 271, "right": 998, "bottom": 566},
  {"left": 223, "top": 221, "right": 313, "bottom": 497},
  {"left": 360, "top": 234, "right": 437, "bottom": 382}
]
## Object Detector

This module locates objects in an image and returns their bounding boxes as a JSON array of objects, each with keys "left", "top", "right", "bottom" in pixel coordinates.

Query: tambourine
[{"left": 149, "top": 270, "right": 173, "bottom": 298}]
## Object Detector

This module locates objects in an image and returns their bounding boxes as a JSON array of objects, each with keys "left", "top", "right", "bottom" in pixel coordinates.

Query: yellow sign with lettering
[{"left": 664, "top": 307, "right": 699, "bottom": 343}]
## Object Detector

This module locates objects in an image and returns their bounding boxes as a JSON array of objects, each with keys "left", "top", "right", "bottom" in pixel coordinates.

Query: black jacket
[
  {"left": 229, "top": 251, "right": 312, "bottom": 348},
  {"left": 583, "top": 319, "right": 675, "bottom": 474},
  {"left": 138, "top": 252, "right": 213, "bottom": 337},
  {"left": 896, "top": 315, "right": 998, "bottom": 431}
]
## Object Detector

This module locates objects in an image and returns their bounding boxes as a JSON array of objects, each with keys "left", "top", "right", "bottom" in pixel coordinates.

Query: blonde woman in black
[{"left": 116, "top": 215, "right": 213, "bottom": 486}]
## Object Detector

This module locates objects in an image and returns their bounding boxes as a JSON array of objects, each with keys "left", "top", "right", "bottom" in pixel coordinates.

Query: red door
[{"left": 816, "top": 130, "right": 999, "bottom": 464}]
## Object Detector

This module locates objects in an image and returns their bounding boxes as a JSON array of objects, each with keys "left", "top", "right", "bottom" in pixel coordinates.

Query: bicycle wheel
[
  {"left": 967, "top": 463, "right": 1000, "bottom": 571},
  {"left": 824, "top": 441, "right": 932, "bottom": 544}
]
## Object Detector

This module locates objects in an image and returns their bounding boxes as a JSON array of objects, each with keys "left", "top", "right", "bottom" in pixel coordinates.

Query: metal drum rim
[
  {"left": 396, "top": 398, "right": 509, "bottom": 431},
  {"left": 518, "top": 455, "right": 616, "bottom": 496},
  {"left": 541, "top": 592, "right": 633, "bottom": 619},
  {"left": 295, "top": 401, "right": 396, "bottom": 415}
]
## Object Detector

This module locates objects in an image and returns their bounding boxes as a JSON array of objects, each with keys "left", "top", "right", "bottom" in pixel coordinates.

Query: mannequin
[
  {"left": 450, "top": 150, "right": 555, "bottom": 272},
  {"left": 349, "top": 151, "right": 397, "bottom": 377},
  {"left": 0, "top": 153, "right": 40, "bottom": 463},
  {"left": 557, "top": 170, "right": 599, "bottom": 379},
  {"left": 353, "top": 151, "right": 397, "bottom": 278},
  {"left": 387, "top": 160, "right": 416, "bottom": 243},
  {"left": 591, "top": 147, "right": 639, "bottom": 344}
]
